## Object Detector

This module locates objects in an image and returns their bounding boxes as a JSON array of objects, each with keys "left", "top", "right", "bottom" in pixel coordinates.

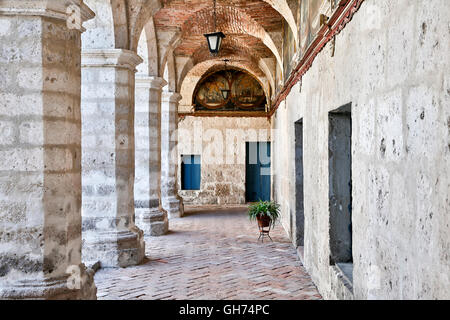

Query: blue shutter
[
  {"left": 181, "top": 155, "right": 201, "bottom": 190},
  {"left": 181, "top": 155, "right": 189, "bottom": 190},
  {"left": 260, "top": 142, "right": 271, "bottom": 201},
  {"left": 246, "top": 142, "right": 271, "bottom": 202},
  {"left": 192, "top": 155, "right": 201, "bottom": 190}
]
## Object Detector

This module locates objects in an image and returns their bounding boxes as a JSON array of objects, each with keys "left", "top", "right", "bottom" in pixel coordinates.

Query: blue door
[
  {"left": 181, "top": 155, "right": 201, "bottom": 190},
  {"left": 246, "top": 142, "right": 271, "bottom": 202}
]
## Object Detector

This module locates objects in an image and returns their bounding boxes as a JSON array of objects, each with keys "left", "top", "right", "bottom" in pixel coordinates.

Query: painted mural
[
  {"left": 281, "top": 0, "right": 333, "bottom": 85},
  {"left": 299, "top": 0, "right": 311, "bottom": 51},
  {"left": 283, "top": 19, "right": 295, "bottom": 78},
  {"left": 194, "top": 69, "right": 266, "bottom": 112}
]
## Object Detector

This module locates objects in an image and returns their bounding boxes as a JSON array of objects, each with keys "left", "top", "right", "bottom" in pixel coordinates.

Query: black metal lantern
[
  {"left": 221, "top": 88, "right": 230, "bottom": 100},
  {"left": 220, "top": 59, "right": 231, "bottom": 100},
  {"left": 204, "top": 0, "right": 225, "bottom": 55},
  {"left": 204, "top": 31, "right": 225, "bottom": 55}
]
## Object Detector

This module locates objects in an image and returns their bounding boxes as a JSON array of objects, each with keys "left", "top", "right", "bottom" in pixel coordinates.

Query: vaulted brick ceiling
[{"left": 154, "top": 0, "right": 283, "bottom": 65}]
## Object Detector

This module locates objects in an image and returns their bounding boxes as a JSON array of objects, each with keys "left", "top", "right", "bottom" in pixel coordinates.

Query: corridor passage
[{"left": 94, "top": 206, "right": 321, "bottom": 300}]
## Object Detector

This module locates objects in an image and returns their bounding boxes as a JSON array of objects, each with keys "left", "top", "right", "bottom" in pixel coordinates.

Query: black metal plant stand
[{"left": 258, "top": 224, "right": 273, "bottom": 243}]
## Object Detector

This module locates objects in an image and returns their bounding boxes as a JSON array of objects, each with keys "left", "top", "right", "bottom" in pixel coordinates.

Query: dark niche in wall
[{"left": 193, "top": 69, "right": 267, "bottom": 112}]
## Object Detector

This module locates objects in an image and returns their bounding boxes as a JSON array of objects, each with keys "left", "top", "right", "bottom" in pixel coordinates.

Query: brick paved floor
[{"left": 94, "top": 206, "right": 322, "bottom": 300}]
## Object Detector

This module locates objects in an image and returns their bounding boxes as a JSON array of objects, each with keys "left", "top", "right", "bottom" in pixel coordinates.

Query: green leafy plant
[{"left": 248, "top": 200, "right": 281, "bottom": 228}]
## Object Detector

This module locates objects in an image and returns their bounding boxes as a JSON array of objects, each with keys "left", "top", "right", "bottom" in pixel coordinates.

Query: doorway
[
  {"left": 295, "top": 120, "right": 304, "bottom": 247},
  {"left": 328, "top": 103, "right": 353, "bottom": 283},
  {"left": 245, "top": 142, "right": 271, "bottom": 202}
]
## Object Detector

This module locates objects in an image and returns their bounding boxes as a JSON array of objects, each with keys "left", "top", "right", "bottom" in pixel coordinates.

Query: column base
[
  {"left": 162, "top": 196, "right": 184, "bottom": 219},
  {"left": 83, "top": 229, "right": 145, "bottom": 268},
  {"left": 0, "top": 264, "right": 97, "bottom": 300},
  {"left": 136, "top": 207, "right": 169, "bottom": 236}
]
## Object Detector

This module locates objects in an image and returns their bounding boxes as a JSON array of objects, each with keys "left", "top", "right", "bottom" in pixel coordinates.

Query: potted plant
[{"left": 248, "top": 200, "right": 280, "bottom": 237}]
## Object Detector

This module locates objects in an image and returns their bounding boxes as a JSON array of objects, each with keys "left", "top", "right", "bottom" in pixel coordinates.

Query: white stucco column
[
  {"left": 161, "top": 92, "right": 184, "bottom": 218},
  {"left": 81, "top": 49, "right": 145, "bottom": 268},
  {"left": 0, "top": 1, "right": 97, "bottom": 299},
  {"left": 135, "top": 76, "right": 169, "bottom": 236}
]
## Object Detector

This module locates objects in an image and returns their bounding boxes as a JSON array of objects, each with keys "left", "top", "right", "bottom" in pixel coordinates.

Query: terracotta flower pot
[{"left": 256, "top": 213, "right": 271, "bottom": 229}]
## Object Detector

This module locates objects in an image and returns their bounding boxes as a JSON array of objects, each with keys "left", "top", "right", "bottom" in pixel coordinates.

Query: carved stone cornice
[
  {"left": 162, "top": 92, "right": 182, "bottom": 104},
  {"left": 81, "top": 49, "right": 143, "bottom": 71},
  {"left": 135, "top": 75, "right": 168, "bottom": 90},
  {"left": 0, "top": 0, "right": 94, "bottom": 31}
]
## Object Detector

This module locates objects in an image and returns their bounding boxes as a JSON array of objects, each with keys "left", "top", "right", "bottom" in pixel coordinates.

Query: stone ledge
[
  {"left": 162, "top": 92, "right": 182, "bottom": 103},
  {"left": 81, "top": 49, "right": 143, "bottom": 71},
  {"left": 136, "top": 207, "right": 169, "bottom": 236},
  {"left": 0, "top": 264, "right": 96, "bottom": 300},
  {"left": 162, "top": 195, "right": 184, "bottom": 218},
  {"left": 330, "top": 264, "right": 354, "bottom": 300},
  {"left": 83, "top": 229, "right": 145, "bottom": 268},
  {"left": 0, "top": 0, "right": 95, "bottom": 31},
  {"left": 296, "top": 246, "right": 305, "bottom": 266},
  {"left": 135, "top": 75, "right": 167, "bottom": 90},
  {"left": 85, "top": 260, "right": 101, "bottom": 273}
]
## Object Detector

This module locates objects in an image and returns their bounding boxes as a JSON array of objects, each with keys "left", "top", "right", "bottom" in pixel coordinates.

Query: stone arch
[
  {"left": 163, "top": 51, "right": 178, "bottom": 93},
  {"left": 143, "top": 17, "right": 159, "bottom": 76},
  {"left": 177, "top": 58, "right": 195, "bottom": 93},
  {"left": 262, "top": 0, "right": 298, "bottom": 46},
  {"left": 258, "top": 58, "right": 275, "bottom": 99},
  {"left": 136, "top": 17, "right": 159, "bottom": 76},
  {"left": 128, "top": 0, "right": 162, "bottom": 52},
  {"left": 136, "top": 27, "right": 149, "bottom": 75},
  {"left": 82, "top": 0, "right": 128, "bottom": 49}
]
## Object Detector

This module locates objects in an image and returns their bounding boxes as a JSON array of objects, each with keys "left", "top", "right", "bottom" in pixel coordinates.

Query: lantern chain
[{"left": 214, "top": 0, "right": 217, "bottom": 32}]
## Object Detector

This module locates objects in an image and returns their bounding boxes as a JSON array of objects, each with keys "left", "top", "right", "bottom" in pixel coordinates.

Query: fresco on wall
[
  {"left": 283, "top": 20, "right": 295, "bottom": 78},
  {"left": 282, "top": 0, "right": 300, "bottom": 78},
  {"left": 299, "top": 0, "right": 311, "bottom": 53},
  {"left": 281, "top": 0, "right": 332, "bottom": 82},
  {"left": 308, "top": 0, "right": 322, "bottom": 36},
  {"left": 194, "top": 69, "right": 266, "bottom": 112}
]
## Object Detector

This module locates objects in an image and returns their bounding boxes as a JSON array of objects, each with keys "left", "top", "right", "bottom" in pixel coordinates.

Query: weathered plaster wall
[
  {"left": 272, "top": 0, "right": 449, "bottom": 300},
  {"left": 178, "top": 116, "right": 271, "bottom": 205}
]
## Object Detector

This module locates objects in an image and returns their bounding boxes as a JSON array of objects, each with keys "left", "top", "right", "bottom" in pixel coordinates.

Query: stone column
[
  {"left": 161, "top": 92, "right": 184, "bottom": 218},
  {"left": 0, "top": 1, "right": 96, "bottom": 299},
  {"left": 135, "top": 76, "right": 169, "bottom": 236},
  {"left": 81, "top": 49, "right": 145, "bottom": 268}
]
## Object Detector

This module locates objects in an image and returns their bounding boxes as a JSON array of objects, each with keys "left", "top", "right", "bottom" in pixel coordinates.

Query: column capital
[
  {"left": 162, "top": 92, "right": 182, "bottom": 103},
  {"left": 135, "top": 75, "right": 167, "bottom": 90},
  {"left": 0, "top": 0, "right": 95, "bottom": 31},
  {"left": 81, "top": 49, "right": 143, "bottom": 71}
]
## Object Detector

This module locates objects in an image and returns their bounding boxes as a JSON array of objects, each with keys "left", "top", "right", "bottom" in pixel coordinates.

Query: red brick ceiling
[
  {"left": 156, "top": 0, "right": 282, "bottom": 31},
  {"left": 154, "top": 0, "right": 283, "bottom": 62}
]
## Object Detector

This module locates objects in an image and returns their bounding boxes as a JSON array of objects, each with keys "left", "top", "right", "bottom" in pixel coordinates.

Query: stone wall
[
  {"left": 272, "top": 0, "right": 449, "bottom": 300},
  {"left": 178, "top": 116, "right": 271, "bottom": 205}
]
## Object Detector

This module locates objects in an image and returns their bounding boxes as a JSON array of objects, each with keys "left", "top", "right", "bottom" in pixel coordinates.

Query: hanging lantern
[
  {"left": 221, "top": 88, "right": 231, "bottom": 100},
  {"left": 204, "top": 0, "right": 225, "bottom": 55},
  {"left": 221, "top": 58, "right": 231, "bottom": 100},
  {"left": 204, "top": 32, "right": 226, "bottom": 55}
]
